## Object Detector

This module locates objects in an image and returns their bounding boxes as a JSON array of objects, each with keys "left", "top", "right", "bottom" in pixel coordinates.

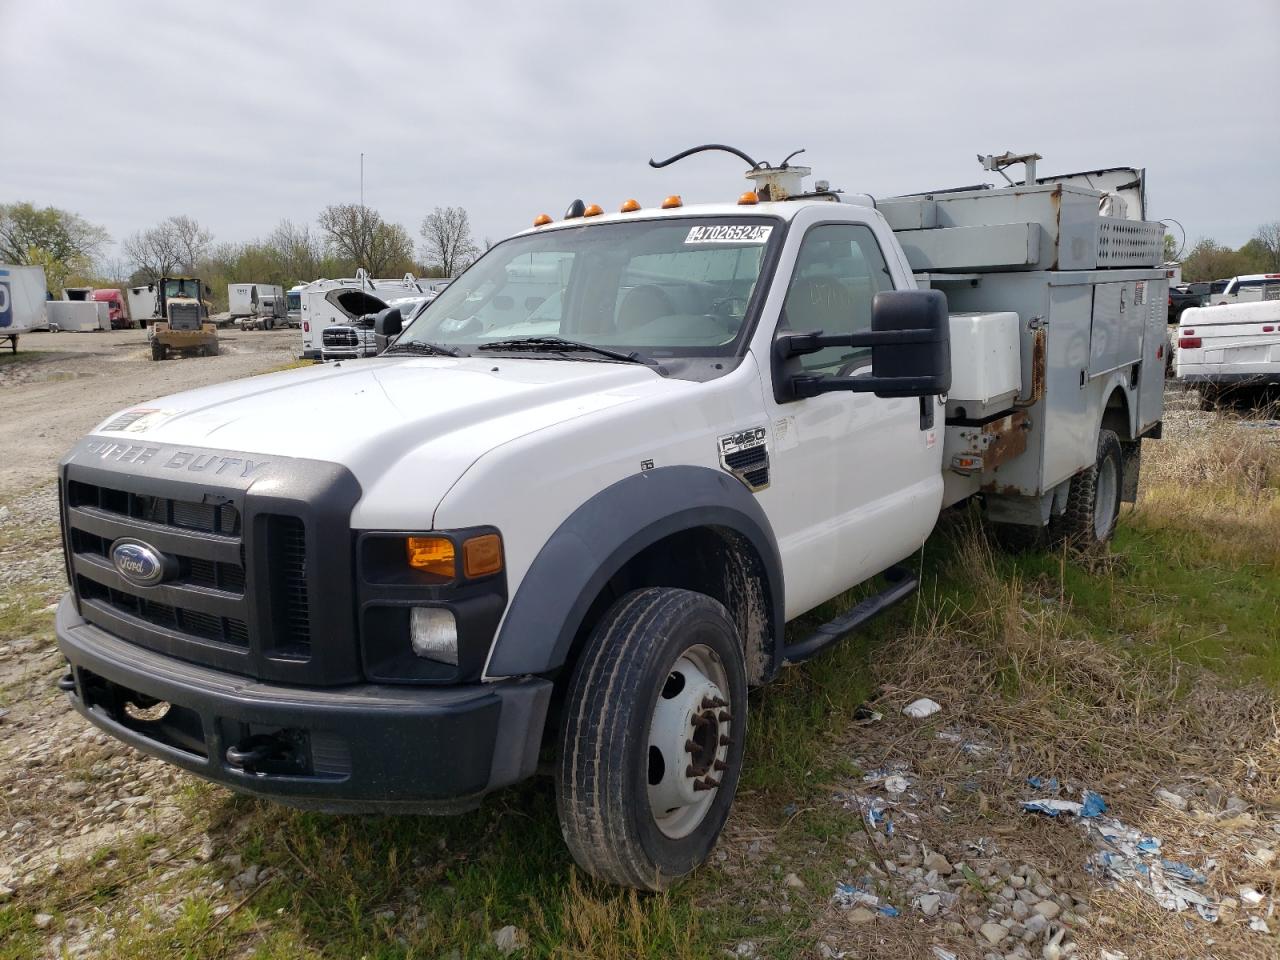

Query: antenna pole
[{"left": 360, "top": 153, "right": 364, "bottom": 209}]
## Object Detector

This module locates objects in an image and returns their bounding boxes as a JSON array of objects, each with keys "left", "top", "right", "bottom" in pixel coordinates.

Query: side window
[{"left": 781, "top": 223, "right": 893, "bottom": 373}]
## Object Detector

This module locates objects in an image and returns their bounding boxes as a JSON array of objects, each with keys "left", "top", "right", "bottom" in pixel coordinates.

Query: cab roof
[{"left": 515, "top": 198, "right": 847, "bottom": 237}]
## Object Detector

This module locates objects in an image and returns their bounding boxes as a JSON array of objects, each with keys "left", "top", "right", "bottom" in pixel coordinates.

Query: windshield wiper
[
  {"left": 383, "top": 340, "right": 461, "bottom": 358},
  {"left": 476, "top": 336, "right": 655, "bottom": 366}
]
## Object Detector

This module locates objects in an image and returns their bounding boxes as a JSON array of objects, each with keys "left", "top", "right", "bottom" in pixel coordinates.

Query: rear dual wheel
[{"left": 556, "top": 588, "right": 747, "bottom": 890}]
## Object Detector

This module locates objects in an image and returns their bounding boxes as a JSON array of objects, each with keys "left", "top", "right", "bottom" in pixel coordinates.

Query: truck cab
[{"left": 54, "top": 148, "right": 1166, "bottom": 890}]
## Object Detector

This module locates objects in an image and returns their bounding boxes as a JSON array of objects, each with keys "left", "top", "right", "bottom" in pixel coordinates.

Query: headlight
[{"left": 410, "top": 607, "right": 458, "bottom": 665}]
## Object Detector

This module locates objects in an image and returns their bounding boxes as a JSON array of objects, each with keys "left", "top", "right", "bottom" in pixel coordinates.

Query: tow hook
[
  {"left": 225, "top": 734, "right": 291, "bottom": 773},
  {"left": 57, "top": 673, "right": 76, "bottom": 692}
]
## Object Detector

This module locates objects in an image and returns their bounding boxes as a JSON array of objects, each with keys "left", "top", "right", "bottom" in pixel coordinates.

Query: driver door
[{"left": 756, "top": 221, "right": 943, "bottom": 618}]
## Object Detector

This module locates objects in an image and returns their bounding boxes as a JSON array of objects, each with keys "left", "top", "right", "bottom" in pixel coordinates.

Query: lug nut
[
  {"left": 693, "top": 776, "right": 721, "bottom": 792},
  {"left": 701, "top": 696, "right": 727, "bottom": 709},
  {"left": 713, "top": 759, "right": 728, "bottom": 772},
  {"left": 684, "top": 738, "right": 697, "bottom": 753},
  {"left": 718, "top": 710, "right": 733, "bottom": 723},
  {"left": 719, "top": 734, "right": 732, "bottom": 746}
]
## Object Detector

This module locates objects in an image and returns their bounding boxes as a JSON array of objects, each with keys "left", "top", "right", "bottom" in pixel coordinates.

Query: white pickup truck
[
  {"left": 54, "top": 147, "right": 1167, "bottom": 889},
  {"left": 1175, "top": 299, "right": 1280, "bottom": 404}
]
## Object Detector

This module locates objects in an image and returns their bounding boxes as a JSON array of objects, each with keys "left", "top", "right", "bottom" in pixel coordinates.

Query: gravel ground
[
  {"left": 0, "top": 328, "right": 298, "bottom": 492},
  {"left": 0, "top": 330, "right": 301, "bottom": 953}
]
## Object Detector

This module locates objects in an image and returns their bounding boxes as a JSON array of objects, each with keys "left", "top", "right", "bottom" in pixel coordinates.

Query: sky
[{"left": 1, "top": 0, "right": 1277, "bottom": 268}]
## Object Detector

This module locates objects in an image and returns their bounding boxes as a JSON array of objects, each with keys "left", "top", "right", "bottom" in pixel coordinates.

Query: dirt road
[{"left": 0, "top": 329, "right": 298, "bottom": 492}]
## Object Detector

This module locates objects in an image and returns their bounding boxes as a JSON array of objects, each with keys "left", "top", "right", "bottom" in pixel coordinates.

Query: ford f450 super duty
[{"left": 54, "top": 146, "right": 1168, "bottom": 889}]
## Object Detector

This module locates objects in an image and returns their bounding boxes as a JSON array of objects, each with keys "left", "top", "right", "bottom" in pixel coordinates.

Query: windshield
[
  {"left": 163, "top": 279, "right": 201, "bottom": 300},
  {"left": 287, "top": 292, "right": 301, "bottom": 311},
  {"left": 395, "top": 216, "right": 780, "bottom": 358}
]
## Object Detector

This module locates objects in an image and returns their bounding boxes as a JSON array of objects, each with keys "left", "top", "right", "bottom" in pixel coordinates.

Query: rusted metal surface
[
  {"left": 1016, "top": 326, "right": 1047, "bottom": 407},
  {"left": 949, "top": 410, "right": 1029, "bottom": 479}
]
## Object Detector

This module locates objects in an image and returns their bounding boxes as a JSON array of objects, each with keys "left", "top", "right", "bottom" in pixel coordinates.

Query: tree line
[
  {"left": 1175, "top": 222, "right": 1280, "bottom": 282},
  {"left": 0, "top": 202, "right": 482, "bottom": 311}
]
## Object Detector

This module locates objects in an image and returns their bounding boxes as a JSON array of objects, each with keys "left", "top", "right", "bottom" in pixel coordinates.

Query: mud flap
[{"left": 1120, "top": 440, "right": 1141, "bottom": 504}]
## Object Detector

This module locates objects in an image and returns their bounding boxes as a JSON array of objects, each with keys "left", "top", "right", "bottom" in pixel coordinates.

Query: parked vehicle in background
[
  {"left": 286, "top": 284, "right": 305, "bottom": 327},
  {"left": 229, "top": 283, "right": 286, "bottom": 321},
  {"left": 147, "top": 277, "right": 219, "bottom": 360},
  {"left": 63, "top": 288, "right": 133, "bottom": 328},
  {"left": 48, "top": 300, "right": 110, "bottom": 331},
  {"left": 1168, "top": 284, "right": 1206, "bottom": 323},
  {"left": 54, "top": 146, "right": 1168, "bottom": 890},
  {"left": 0, "top": 263, "right": 49, "bottom": 350},
  {"left": 322, "top": 296, "right": 435, "bottom": 361},
  {"left": 127, "top": 285, "right": 158, "bottom": 328},
  {"left": 1209, "top": 274, "right": 1280, "bottom": 305},
  {"left": 298, "top": 271, "right": 429, "bottom": 359},
  {"left": 1176, "top": 299, "right": 1280, "bottom": 406}
]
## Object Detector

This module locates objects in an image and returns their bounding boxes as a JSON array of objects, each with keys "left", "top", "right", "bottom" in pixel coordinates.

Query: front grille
[
  {"left": 323, "top": 327, "right": 359, "bottom": 347},
  {"left": 67, "top": 480, "right": 240, "bottom": 535},
  {"left": 64, "top": 478, "right": 311, "bottom": 672},
  {"left": 168, "top": 303, "right": 202, "bottom": 330}
]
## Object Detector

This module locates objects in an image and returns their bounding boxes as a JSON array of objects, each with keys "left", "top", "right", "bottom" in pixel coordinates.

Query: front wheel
[
  {"left": 150, "top": 341, "right": 165, "bottom": 361},
  {"left": 556, "top": 588, "right": 748, "bottom": 890}
]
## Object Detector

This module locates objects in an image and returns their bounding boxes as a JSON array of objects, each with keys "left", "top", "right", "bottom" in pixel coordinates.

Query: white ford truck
[{"left": 55, "top": 146, "right": 1167, "bottom": 889}]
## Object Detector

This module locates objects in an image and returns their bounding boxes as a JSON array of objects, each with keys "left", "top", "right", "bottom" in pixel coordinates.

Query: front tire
[
  {"left": 150, "top": 341, "right": 165, "bottom": 361},
  {"left": 555, "top": 588, "right": 747, "bottom": 890}
]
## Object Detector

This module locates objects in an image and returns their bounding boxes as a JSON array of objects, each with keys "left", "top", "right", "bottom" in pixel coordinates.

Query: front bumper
[{"left": 56, "top": 595, "right": 551, "bottom": 813}]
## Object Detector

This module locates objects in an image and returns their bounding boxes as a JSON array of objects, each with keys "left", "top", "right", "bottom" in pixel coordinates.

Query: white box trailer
[
  {"left": 127, "top": 285, "right": 158, "bottom": 327},
  {"left": 299, "top": 271, "right": 430, "bottom": 359},
  {"left": 0, "top": 264, "right": 49, "bottom": 349},
  {"left": 228, "top": 283, "right": 287, "bottom": 319},
  {"left": 48, "top": 300, "right": 109, "bottom": 332}
]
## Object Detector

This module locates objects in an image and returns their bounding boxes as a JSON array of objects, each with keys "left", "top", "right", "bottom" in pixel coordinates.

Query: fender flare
[{"left": 486, "top": 465, "right": 784, "bottom": 678}]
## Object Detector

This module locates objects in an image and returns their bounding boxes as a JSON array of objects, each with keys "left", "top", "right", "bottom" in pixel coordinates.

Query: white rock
[
  {"left": 923, "top": 851, "right": 953, "bottom": 875},
  {"left": 980, "top": 921, "right": 1008, "bottom": 944},
  {"left": 903, "top": 698, "right": 942, "bottom": 719},
  {"left": 1153, "top": 788, "right": 1187, "bottom": 811},
  {"left": 917, "top": 893, "right": 941, "bottom": 916},
  {"left": 34, "top": 913, "right": 54, "bottom": 929},
  {"left": 1248, "top": 917, "right": 1269, "bottom": 933},
  {"left": 783, "top": 872, "right": 805, "bottom": 890},
  {"left": 1239, "top": 886, "right": 1264, "bottom": 906},
  {"left": 492, "top": 925, "right": 527, "bottom": 955},
  {"left": 884, "top": 775, "right": 910, "bottom": 794},
  {"left": 1032, "top": 900, "right": 1061, "bottom": 920},
  {"left": 734, "top": 942, "right": 758, "bottom": 958}
]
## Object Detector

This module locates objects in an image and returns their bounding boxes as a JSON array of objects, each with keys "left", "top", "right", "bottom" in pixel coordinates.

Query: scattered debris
[
  {"left": 832, "top": 882, "right": 900, "bottom": 917},
  {"left": 1153, "top": 788, "right": 1188, "bottom": 811},
  {"left": 902, "top": 697, "right": 941, "bottom": 719},
  {"left": 853, "top": 703, "right": 883, "bottom": 725}
]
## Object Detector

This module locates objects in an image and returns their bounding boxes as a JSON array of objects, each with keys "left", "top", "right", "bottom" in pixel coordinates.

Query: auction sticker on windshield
[{"left": 685, "top": 224, "right": 773, "bottom": 244}]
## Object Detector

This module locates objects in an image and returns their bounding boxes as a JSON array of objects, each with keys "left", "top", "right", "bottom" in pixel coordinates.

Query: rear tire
[
  {"left": 1049, "top": 428, "right": 1123, "bottom": 549},
  {"left": 555, "top": 588, "right": 747, "bottom": 890},
  {"left": 150, "top": 342, "right": 165, "bottom": 361}
]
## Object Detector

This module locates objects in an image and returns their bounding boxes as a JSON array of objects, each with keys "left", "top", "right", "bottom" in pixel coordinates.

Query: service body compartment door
[
  {"left": 1134, "top": 277, "right": 1168, "bottom": 433},
  {"left": 1088, "top": 282, "right": 1144, "bottom": 375}
]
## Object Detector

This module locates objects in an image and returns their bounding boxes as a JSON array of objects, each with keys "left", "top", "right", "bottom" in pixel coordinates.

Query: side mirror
[
  {"left": 373, "top": 306, "right": 403, "bottom": 355},
  {"left": 773, "top": 289, "right": 951, "bottom": 402}
]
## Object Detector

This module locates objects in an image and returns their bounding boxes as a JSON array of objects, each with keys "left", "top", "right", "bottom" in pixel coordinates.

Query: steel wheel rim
[
  {"left": 646, "top": 642, "right": 732, "bottom": 840},
  {"left": 1094, "top": 454, "right": 1119, "bottom": 540}
]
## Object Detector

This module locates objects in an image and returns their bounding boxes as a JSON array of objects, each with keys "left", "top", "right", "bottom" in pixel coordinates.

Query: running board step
[{"left": 782, "top": 565, "right": 918, "bottom": 666}]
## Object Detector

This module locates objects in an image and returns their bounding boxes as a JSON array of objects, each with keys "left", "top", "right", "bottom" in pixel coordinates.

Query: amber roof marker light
[
  {"left": 661, "top": 195, "right": 683, "bottom": 209},
  {"left": 533, "top": 213, "right": 553, "bottom": 227},
  {"left": 620, "top": 198, "right": 641, "bottom": 213},
  {"left": 583, "top": 203, "right": 604, "bottom": 217},
  {"left": 737, "top": 191, "right": 759, "bottom": 205}
]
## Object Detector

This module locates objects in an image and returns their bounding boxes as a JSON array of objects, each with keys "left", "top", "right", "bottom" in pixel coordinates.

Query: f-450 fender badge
[{"left": 718, "top": 426, "right": 770, "bottom": 492}]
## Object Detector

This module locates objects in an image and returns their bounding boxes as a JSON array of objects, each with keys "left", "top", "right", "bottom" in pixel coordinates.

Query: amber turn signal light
[
  {"left": 533, "top": 213, "right": 553, "bottom": 227},
  {"left": 661, "top": 195, "right": 683, "bottom": 209},
  {"left": 462, "top": 533, "right": 503, "bottom": 578},
  {"left": 405, "top": 537, "right": 455, "bottom": 577},
  {"left": 620, "top": 198, "right": 641, "bottom": 213}
]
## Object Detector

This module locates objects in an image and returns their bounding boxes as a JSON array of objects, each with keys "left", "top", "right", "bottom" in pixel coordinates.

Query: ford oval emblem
[{"left": 110, "top": 539, "right": 168, "bottom": 587}]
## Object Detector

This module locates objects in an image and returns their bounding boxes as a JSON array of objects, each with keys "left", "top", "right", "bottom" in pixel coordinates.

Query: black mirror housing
[
  {"left": 773, "top": 289, "right": 951, "bottom": 402},
  {"left": 372, "top": 306, "right": 403, "bottom": 355},
  {"left": 865, "top": 290, "right": 951, "bottom": 398}
]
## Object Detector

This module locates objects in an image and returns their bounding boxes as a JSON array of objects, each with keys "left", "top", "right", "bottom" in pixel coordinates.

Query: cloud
[{"left": 1, "top": 0, "right": 1276, "bottom": 262}]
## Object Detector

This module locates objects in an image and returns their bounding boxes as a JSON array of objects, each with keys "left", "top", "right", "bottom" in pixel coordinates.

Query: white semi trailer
[
  {"left": 228, "top": 283, "right": 287, "bottom": 322},
  {"left": 0, "top": 264, "right": 49, "bottom": 349},
  {"left": 54, "top": 146, "right": 1167, "bottom": 890}
]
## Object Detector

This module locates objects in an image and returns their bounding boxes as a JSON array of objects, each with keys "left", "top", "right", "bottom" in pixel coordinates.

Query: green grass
[{"left": 3, "top": 416, "right": 1276, "bottom": 958}]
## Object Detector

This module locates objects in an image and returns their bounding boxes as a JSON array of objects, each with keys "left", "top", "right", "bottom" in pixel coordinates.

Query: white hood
[{"left": 91, "top": 356, "right": 672, "bottom": 523}]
